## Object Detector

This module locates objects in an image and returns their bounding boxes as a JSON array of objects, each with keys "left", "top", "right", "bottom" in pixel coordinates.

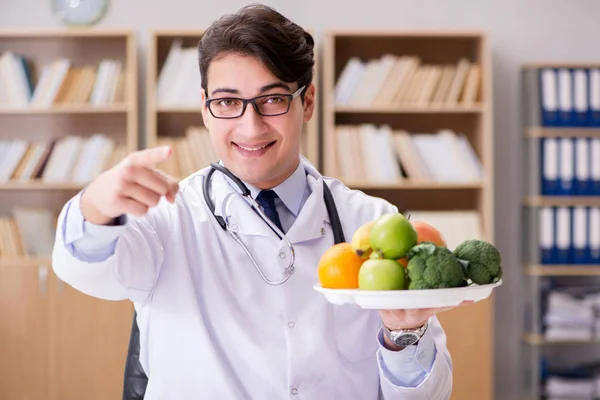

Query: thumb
[{"left": 127, "top": 146, "right": 171, "bottom": 168}]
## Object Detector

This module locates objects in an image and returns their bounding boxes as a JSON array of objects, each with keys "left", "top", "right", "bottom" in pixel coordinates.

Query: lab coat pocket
[{"left": 332, "top": 304, "right": 380, "bottom": 362}]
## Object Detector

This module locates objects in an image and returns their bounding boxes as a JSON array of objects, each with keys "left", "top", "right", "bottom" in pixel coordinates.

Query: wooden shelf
[
  {"left": 0, "top": 257, "right": 52, "bottom": 267},
  {"left": 523, "top": 62, "right": 600, "bottom": 69},
  {"left": 525, "top": 265, "right": 600, "bottom": 276},
  {"left": 156, "top": 106, "right": 203, "bottom": 113},
  {"left": 147, "top": 29, "right": 320, "bottom": 169},
  {"left": 0, "top": 182, "right": 86, "bottom": 191},
  {"left": 326, "top": 28, "right": 487, "bottom": 38},
  {"left": 0, "top": 104, "right": 129, "bottom": 115},
  {"left": 526, "top": 127, "right": 600, "bottom": 138},
  {"left": 323, "top": 30, "right": 494, "bottom": 400},
  {"left": 0, "top": 29, "right": 135, "bottom": 38},
  {"left": 0, "top": 30, "right": 138, "bottom": 400},
  {"left": 523, "top": 196, "right": 600, "bottom": 207},
  {"left": 334, "top": 104, "right": 484, "bottom": 113},
  {"left": 523, "top": 332, "right": 600, "bottom": 346},
  {"left": 346, "top": 180, "right": 483, "bottom": 190}
]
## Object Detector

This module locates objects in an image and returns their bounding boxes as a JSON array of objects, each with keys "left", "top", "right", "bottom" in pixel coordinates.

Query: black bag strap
[{"left": 122, "top": 180, "right": 345, "bottom": 399}]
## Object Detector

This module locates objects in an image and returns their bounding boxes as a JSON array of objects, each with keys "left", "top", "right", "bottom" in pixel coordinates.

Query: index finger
[{"left": 127, "top": 146, "right": 172, "bottom": 168}]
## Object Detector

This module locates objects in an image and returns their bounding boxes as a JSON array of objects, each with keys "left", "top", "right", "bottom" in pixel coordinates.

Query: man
[{"left": 53, "top": 4, "right": 460, "bottom": 399}]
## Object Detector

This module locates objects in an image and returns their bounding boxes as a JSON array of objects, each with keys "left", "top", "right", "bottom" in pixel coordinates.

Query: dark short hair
[{"left": 198, "top": 4, "right": 314, "bottom": 101}]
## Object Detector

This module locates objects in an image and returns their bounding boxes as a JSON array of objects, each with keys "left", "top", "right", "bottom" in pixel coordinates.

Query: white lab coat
[{"left": 52, "top": 158, "right": 453, "bottom": 400}]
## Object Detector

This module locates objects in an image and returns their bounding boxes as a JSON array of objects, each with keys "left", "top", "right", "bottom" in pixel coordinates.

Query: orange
[
  {"left": 397, "top": 221, "right": 446, "bottom": 268},
  {"left": 318, "top": 242, "right": 365, "bottom": 289}
]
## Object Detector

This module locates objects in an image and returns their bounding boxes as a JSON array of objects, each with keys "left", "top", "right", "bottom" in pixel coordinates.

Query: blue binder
[{"left": 539, "top": 68, "right": 560, "bottom": 127}]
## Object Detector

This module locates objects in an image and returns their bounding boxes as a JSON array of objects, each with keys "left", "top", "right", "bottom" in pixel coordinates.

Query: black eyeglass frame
[{"left": 205, "top": 85, "right": 306, "bottom": 119}]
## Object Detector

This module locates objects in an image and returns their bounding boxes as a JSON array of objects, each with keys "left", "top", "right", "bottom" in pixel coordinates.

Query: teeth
[{"left": 238, "top": 143, "right": 269, "bottom": 151}]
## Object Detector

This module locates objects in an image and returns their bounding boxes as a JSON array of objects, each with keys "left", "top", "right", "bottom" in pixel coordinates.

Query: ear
[
  {"left": 302, "top": 83, "right": 316, "bottom": 123},
  {"left": 201, "top": 89, "right": 210, "bottom": 127}
]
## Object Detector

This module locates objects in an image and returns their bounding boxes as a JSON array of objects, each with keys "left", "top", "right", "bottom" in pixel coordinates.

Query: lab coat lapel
[
  {"left": 284, "top": 174, "right": 330, "bottom": 244},
  {"left": 209, "top": 157, "right": 331, "bottom": 243},
  {"left": 211, "top": 170, "right": 275, "bottom": 238}
]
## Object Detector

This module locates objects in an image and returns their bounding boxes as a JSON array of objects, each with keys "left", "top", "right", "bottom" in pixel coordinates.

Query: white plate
[{"left": 313, "top": 280, "right": 503, "bottom": 309}]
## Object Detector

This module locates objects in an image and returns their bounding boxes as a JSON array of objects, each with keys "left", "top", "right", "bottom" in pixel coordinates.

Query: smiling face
[{"left": 201, "top": 52, "right": 315, "bottom": 190}]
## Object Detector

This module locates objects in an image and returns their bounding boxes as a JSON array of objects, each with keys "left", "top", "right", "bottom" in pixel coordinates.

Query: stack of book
[
  {"left": 156, "top": 126, "right": 218, "bottom": 179},
  {"left": 156, "top": 39, "right": 202, "bottom": 108},
  {"left": 0, "top": 134, "right": 126, "bottom": 184},
  {"left": 335, "top": 54, "right": 481, "bottom": 107},
  {"left": 0, "top": 51, "right": 125, "bottom": 108},
  {"left": 0, "top": 207, "right": 56, "bottom": 259},
  {"left": 334, "top": 125, "right": 483, "bottom": 183}
]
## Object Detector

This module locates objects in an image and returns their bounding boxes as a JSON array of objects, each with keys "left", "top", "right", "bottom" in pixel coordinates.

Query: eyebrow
[{"left": 210, "top": 82, "right": 292, "bottom": 97}]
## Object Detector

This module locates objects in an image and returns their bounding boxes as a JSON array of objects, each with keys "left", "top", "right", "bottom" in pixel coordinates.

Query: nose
[{"left": 237, "top": 102, "right": 267, "bottom": 135}]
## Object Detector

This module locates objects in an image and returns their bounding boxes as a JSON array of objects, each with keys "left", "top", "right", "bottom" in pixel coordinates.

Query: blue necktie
[{"left": 255, "top": 190, "right": 284, "bottom": 232}]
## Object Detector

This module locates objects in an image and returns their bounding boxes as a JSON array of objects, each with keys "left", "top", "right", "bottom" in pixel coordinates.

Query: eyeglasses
[{"left": 205, "top": 85, "right": 306, "bottom": 119}]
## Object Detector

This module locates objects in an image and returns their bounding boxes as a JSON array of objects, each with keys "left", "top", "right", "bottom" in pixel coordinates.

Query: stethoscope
[{"left": 202, "top": 162, "right": 346, "bottom": 286}]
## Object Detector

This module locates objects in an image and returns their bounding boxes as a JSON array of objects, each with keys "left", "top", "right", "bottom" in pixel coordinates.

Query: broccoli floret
[
  {"left": 453, "top": 239, "right": 502, "bottom": 285},
  {"left": 405, "top": 242, "right": 467, "bottom": 289}
]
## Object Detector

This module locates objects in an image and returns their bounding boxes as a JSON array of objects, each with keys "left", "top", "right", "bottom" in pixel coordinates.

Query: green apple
[
  {"left": 370, "top": 213, "right": 417, "bottom": 259},
  {"left": 358, "top": 258, "right": 406, "bottom": 290}
]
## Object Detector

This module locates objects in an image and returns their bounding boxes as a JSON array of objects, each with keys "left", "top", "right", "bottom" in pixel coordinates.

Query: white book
[
  {"left": 455, "top": 134, "right": 484, "bottom": 180},
  {"left": 157, "top": 39, "right": 183, "bottom": 106},
  {"left": 0, "top": 139, "right": 28, "bottom": 182},
  {"left": 376, "top": 125, "right": 402, "bottom": 181},
  {"left": 12, "top": 207, "right": 56, "bottom": 257},
  {"left": 356, "top": 54, "right": 397, "bottom": 107},
  {"left": 40, "top": 59, "right": 71, "bottom": 107},
  {"left": 336, "top": 58, "right": 366, "bottom": 105}
]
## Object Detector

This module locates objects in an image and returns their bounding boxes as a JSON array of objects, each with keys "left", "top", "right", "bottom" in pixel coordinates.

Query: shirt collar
[{"left": 221, "top": 159, "right": 308, "bottom": 217}]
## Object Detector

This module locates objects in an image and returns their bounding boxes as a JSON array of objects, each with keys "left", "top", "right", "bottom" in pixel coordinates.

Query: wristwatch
[{"left": 383, "top": 321, "right": 429, "bottom": 347}]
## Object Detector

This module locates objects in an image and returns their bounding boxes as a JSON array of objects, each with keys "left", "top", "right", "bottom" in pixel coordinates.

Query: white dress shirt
[{"left": 52, "top": 156, "right": 453, "bottom": 399}]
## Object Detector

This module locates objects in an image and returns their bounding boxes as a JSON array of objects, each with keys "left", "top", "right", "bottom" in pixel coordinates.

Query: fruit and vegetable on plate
[{"left": 317, "top": 212, "right": 503, "bottom": 291}]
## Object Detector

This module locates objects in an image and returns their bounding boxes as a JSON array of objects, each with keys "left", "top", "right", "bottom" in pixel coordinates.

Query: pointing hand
[{"left": 80, "top": 146, "right": 179, "bottom": 225}]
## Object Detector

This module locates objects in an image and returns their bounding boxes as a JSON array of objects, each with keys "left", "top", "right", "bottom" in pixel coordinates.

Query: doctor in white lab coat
[{"left": 52, "top": 4, "right": 462, "bottom": 399}]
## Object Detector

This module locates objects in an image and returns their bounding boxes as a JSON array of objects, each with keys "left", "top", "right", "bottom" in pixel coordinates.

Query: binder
[
  {"left": 573, "top": 68, "right": 589, "bottom": 127},
  {"left": 555, "top": 206, "right": 571, "bottom": 264},
  {"left": 539, "top": 207, "right": 555, "bottom": 264},
  {"left": 574, "top": 137, "right": 591, "bottom": 195},
  {"left": 558, "top": 137, "right": 574, "bottom": 196},
  {"left": 541, "top": 137, "right": 559, "bottom": 195},
  {"left": 591, "top": 138, "right": 600, "bottom": 195},
  {"left": 557, "top": 68, "right": 573, "bottom": 126},
  {"left": 539, "top": 68, "right": 559, "bottom": 126},
  {"left": 589, "top": 207, "right": 600, "bottom": 264},
  {"left": 572, "top": 206, "right": 588, "bottom": 264},
  {"left": 590, "top": 68, "right": 600, "bottom": 127}
]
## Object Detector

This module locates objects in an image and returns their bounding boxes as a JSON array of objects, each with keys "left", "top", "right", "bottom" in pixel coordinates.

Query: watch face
[
  {"left": 393, "top": 332, "right": 420, "bottom": 347},
  {"left": 52, "top": 0, "right": 109, "bottom": 26}
]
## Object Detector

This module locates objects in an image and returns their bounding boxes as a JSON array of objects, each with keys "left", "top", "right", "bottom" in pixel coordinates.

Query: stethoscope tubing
[{"left": 204, "top": 163, "right": 296, "bottom": 286}]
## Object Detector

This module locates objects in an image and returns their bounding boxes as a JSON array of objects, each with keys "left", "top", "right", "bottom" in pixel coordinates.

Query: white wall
[{"left": 3, "top": 0, "right": 600, "bottom": 398}]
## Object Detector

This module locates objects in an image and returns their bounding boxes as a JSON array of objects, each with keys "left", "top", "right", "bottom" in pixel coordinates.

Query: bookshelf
[
  {"left": 322, "top": 29, "right": 494, "bottom": 400},
  {"left": 521, "top": 64, "right": 600, "bottom": 399},
  {"left": 147, "top": 29, "right": 320, "bottom": 178},
  {"left": 0, "top": 29, "right": 137, "bottom": 400}
]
